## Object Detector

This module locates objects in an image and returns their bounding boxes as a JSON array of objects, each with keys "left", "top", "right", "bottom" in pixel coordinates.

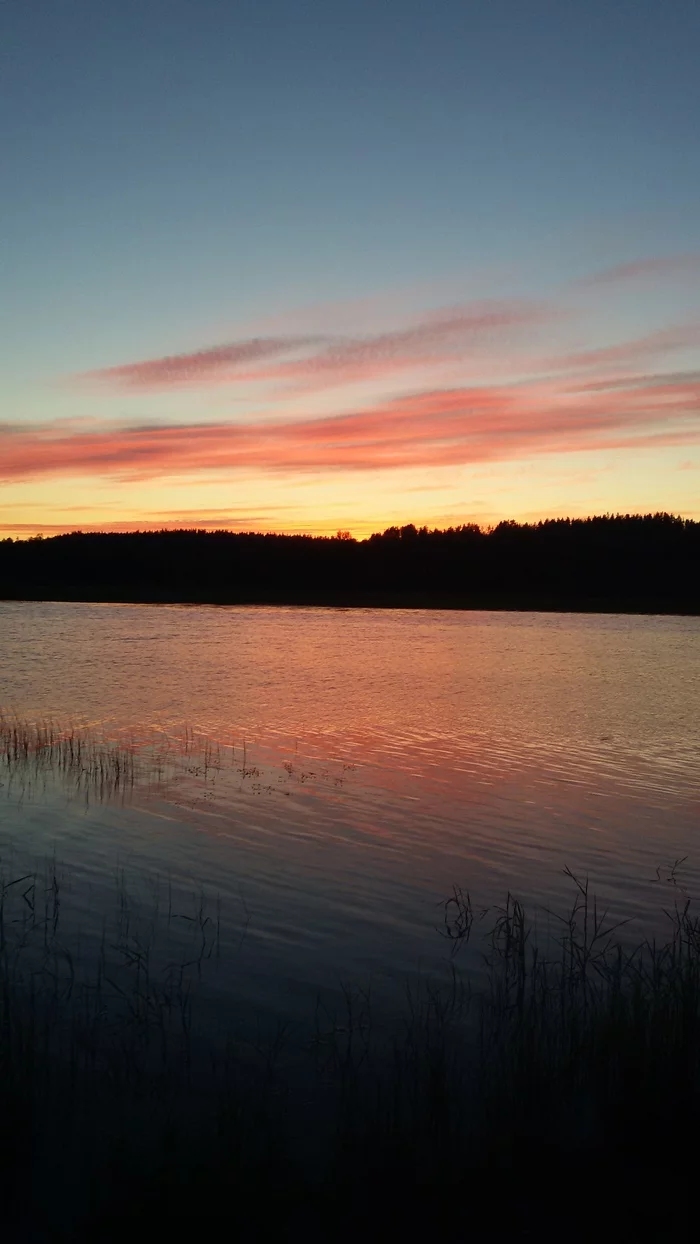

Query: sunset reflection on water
[{"left": 1, "top": 602, "right": 699, "bottom": 1020}]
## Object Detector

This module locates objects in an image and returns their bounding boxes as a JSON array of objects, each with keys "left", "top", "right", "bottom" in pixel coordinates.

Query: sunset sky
[{"left": 2, "top": 0, "right": 699, "bottom": 538}]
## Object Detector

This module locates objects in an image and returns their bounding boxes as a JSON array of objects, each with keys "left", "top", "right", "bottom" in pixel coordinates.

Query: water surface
[{"left": 1, "top": 602, "right": 698, "bottom": 1024}]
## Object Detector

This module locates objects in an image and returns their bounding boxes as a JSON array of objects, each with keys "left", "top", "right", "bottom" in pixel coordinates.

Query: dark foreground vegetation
[
  {"left": 3, "top": 719, "right": 700, "bottom": 1239},
  {"left": 2, "top": 512, "right": 699, "bottom": 613},
  {"left": 2, "top": 865, "right": 700, "bottom": 1239}
]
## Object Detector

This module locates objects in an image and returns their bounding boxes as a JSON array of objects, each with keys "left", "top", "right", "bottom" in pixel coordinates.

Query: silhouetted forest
[{"left": 1, "top": 513, "right": 698, "bottom": 613}]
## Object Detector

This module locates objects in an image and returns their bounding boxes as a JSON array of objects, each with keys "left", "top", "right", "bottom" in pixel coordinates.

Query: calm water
[{"left": 1, "top": 601, "right": 699, "bottom": 1025}]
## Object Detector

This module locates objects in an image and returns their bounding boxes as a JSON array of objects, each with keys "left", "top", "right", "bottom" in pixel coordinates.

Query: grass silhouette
[
  {"left": 2, "top": 717, "right": 699, "bottom": 1238},
  {"left": 1, "top": 857, "right": 699, "bottom": 1239}
]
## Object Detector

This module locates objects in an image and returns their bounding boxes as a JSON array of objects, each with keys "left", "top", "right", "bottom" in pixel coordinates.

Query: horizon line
[{"left": 3, "top": 509, "right": 695, "bottom": 544}]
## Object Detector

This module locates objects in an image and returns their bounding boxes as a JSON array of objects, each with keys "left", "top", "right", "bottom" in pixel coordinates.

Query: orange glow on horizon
[{"left": 4, "top": 268, "right": 700, "bottom": 541}]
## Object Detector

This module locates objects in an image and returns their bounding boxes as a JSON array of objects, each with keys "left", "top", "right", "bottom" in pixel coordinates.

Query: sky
[{"left": 2, "top": 0, "right": 699, "bottom": 538}]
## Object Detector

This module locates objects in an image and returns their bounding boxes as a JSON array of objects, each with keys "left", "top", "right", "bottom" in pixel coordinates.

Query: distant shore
[
  {"left": 3, "top": 588, "right": 699, "bottom": 615},
  {"left": 2, "top": 514, "right": 698, "bottom": 616}
]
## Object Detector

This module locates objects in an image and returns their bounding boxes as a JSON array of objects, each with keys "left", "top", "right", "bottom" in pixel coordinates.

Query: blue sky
[{"left": 2, "top": 0, "right": 699, "bottom": 535}]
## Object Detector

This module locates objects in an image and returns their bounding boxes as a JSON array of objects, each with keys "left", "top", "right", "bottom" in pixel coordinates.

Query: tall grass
[
  {"left": 1, "top": 858, "right": 699, "bottom": 1238},
  {"left": 0, "top": 712, "right": 227, "bottom": 804},
  {"left": 0, "top": 713, "right": 138, "bottom": 799},
  {"left": 2, "top": 716, "right": 699, "bottom": 1236},
  {"left": 443, "top": 871, "right": 700, "bottom": 1155}
]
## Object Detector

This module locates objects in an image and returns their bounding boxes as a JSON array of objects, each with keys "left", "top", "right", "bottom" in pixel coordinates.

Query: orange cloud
[
  {"left": 0, "top": 512, "right": 299, "bottom": 536},
  {"left": 3, "top": 371, "right": 699, "bottom": 482}
]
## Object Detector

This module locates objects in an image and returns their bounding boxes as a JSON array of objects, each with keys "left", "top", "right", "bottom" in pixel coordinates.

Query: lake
[{"left": 1, "top": 601, "right": 699, "bottom": 1031}]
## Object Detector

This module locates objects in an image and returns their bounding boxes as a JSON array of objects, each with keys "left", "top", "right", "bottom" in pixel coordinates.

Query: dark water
[{"left": 1, "top": 601, "right": 699, "bottom": 1025}]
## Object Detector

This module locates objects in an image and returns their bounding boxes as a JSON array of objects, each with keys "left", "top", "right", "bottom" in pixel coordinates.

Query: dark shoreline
[
  {"left": 2, "top": 588, "right": 699, "bottom": 615},
  {"left": 2, "top": 515, "right": 698, "bottom": 616},
  {"left": 4, "top": 589, "right": 700, "bottom": 614}
]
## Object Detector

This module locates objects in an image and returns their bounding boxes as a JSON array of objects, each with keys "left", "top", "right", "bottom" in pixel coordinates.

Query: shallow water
[{"left": 1, "top": 601, "right": 699, "bottom": 1025}]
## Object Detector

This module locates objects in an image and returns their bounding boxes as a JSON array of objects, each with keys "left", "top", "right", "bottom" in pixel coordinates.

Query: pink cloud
[
  {"left": 77, "top": 336, "right": 325, "bottom": 391},
  {"left": 23, "top": 266, "right": 700, "bottom": 492},
  {"left": 69, "top": 254, "right": 700, "bottom": 405},
  {"left": 582, "top": 254, "right": 700, "bottom": 287},
  {"left": 73, "top": 301, "right": 552, "bottom": 395},
  {"left": 233, "top": 302, "right": 558, "bottom": 395},
  {"left": 3, "top": 370, "right": 699, "bottom": 481},
  {"left": 551, "top": 324, "right": 700, "bottom": 374}
]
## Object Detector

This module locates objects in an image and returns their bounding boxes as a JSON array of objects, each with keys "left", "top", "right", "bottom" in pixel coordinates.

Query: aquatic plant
[
  {"left": 0, "top": 713, "right": 138, "bottom": 799},
  {"left": 1, "top": 856, "right": 699, "bottom": 1238}
]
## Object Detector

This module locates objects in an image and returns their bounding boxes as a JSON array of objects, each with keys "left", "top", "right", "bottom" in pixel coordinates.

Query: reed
[
  {"left": 0, "top": 712, "right": 140, "bottom": 800},
  {"left": 2, "top": 717, "right": 698, "bottom": 1234},
  {"left": 1, "top": 857, "right": 699, "bottom": 1238}
]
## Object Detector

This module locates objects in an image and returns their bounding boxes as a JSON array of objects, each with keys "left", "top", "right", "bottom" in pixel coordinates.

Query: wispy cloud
[
  {"left": 69, "top": 260, "right": 700, "bottom": 408},
  {"left": 581, "top": 254, "right": 700, "bottom": 287},
  {"left": 4, "top": 371, "right": 699, "bottom": 482},
  {"left": 13, "top": 258, "right": 698, "bottom": 509},
  {"left": 551, "top": 324, "right": 700, "bottom": 374},
  {"left": 0, "top": 512, "right": 297, "bottom": 536},
  {"left": 73, "top": 301, "right": 552, "bottom": 395},
  {"left": 232, "top": 302, "right": 552, "bottom": 391},
  {"left": 0, "top": 508, "right": 359, "bottom": 538},
  {"left": 78, "top": 337, "right": 325, "bottom": 391}
]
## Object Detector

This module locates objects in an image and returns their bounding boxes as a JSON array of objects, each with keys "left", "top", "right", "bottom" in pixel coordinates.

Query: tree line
[{"left": 1, "top": 513, "right": 698, "bottom": 612}]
